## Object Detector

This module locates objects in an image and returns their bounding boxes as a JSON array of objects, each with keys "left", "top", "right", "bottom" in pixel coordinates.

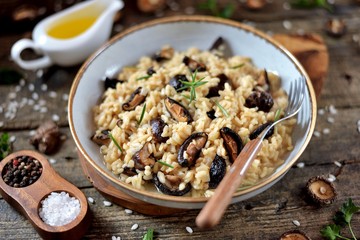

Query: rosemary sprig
[
  {"left": 136, "top": 75, "right": 151, "bottom": 81},
  {"left": 215, "top": 100, "right": 229, "bottom": 118},
  {"left": 179, "top": 69, "right": 207, "bottom": 103},
  {"left": 274, "top": 108, "right": 282, "bottom": 121},
  {"left": 198, "top": 0, "right": 235, "bottom": 19},
  {"left": 157, "top": 160, "right": 174, "bottom": 168},
  {"left": 108, "top": 132, "right": 124, "bottom": 153},
  {"left": 231, "top": 63, "right": 245, "bottom": 69},
  {"left": 138, "top": 103, "right": 147, "bottom": 125}
]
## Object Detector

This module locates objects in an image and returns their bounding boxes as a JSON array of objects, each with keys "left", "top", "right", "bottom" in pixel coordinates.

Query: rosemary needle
[
  {"left": 108, "top": 132, "right": 124, "bottom": 153},
  {"left": 138, "top": 103, "right": 147, "bottom": 125},
  {"left": 157, "top": 160, "right": 174, "bottom": 168},
  {"left": 215, "top": 100, "right": 229, "bottom": 117}
]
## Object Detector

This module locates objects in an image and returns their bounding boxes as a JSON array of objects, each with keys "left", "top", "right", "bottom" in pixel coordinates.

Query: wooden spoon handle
[{"left": 196, "top": 138, "right": 262, "bottom": 229}]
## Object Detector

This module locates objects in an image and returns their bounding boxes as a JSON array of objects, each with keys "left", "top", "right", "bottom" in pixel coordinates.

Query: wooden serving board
[{"left": 77, "top": 153, "right": 187, "bottom": 216}]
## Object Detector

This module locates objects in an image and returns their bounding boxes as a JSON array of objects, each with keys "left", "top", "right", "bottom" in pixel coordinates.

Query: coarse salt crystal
[
  {"left": 353, "top": 34, "right": 360, "bottom": 43},
  {"left": 40, "top": 107, "right": 48, "bottom": 113},
  {"left": 28, "top": 99, "right": 35, "bottom": 106},
  {"left": 327, "top": 117, "right": 335, "bottom": 123},
  {"left": 329, "top": 105, "right": 337, "bottom": 115},
  {"left": 15, "top": 85, "right": 21, "bottom": 92},
  {"left": 33, "top": 104, "right": 41, "bottom": 111},
  {"left": 49, "top": 91, "right": 57, "bottom": 98},
  {"left": 328, "top": 174, "right": 336, "bottom": 182},
  {"left": 32, "top": 92, "right": 39, "bottom": 100},
  {"left": 292, "top": 220, "right": 301, "bottom": 226},
  {"left": 29, "top": 130, "right": 36, "bottom": 136},
  {"left": 87, "top": 197, "right": 95, "bottom": 204},
  {"left": 318, "top": 109, "right": 325, "bottom": 115},
  {"left": 186, "top": 226, "right": 193, "bottom": 234},
  {"left": 52, "top": 114, "right": 60, "bottom": 122},
  {"left": 41, "top": 84, "right": 48, "bottom": 91},
  {"left": 20, "top": 79, "right": 26, "bottom": 87},
  {"left": 358, "top": 126, "right": 360, "bottom": 133},
  {"left": 62, "top": 94, "right": 69, "bottom": 101},
  {"left": 313, "top": 131, "right": 321, "bottom": 137},
  {"left": 36, "top": 69, "right": 44, "bottom": 78},
  {"left": 9, "top": 136, "right": 16, "bottom": 143},
  {"left": 103, "top": 200, "right": 112, "bottom": 207},
  {"left": 28, "top": 83, "right": 35, "bottom": 92},
  {"left": 296, "top": 162, "right": 305, "bottom": 168},
  {"left": 282, "top": 20, "right": 292, "bottom": 30},
  {"left": 323, "top": 128, "right": 330, "bottom": 134},
  {"left": 124, "top": 209, "right": 133, "bottom": 214},
  {"left": 357, "top": 120, "right": 360, "bottom": 126},
  {"left": 0, "top": 121, "right": 4, "bottom": 128},
  {"left": 334, "top": 161, "right": 342, "bottom": 167},
  {"left": 112, "top": 236, "right": 121, "bottom": 240},
  {"left": 131, "top": 223, "right": 139, "bottom": 231},
  {"left": 38, "top": 99, "right": 46, "bottom": 106},
  {"left": 0, "top": 106, "right": 3, "bottom": 113},
  {"left": 8, "top": 92, "right": 16, "bottom": 99},
  {"left": 49, "top": 158, "right": 57, "bottom": 164}
]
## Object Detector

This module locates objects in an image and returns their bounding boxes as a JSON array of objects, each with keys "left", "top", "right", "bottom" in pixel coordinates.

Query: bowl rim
[{"left": 69, "top": 15, "right": 317, "bottom": 203}]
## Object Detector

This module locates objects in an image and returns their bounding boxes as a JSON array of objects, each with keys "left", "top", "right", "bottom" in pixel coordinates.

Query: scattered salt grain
[
  {"left": 40, "top": 107, "right": 48, "bottom": 113},
  {"left": 334, "top": 161, "right": 342, "bottom": 167},
  {"left": 186, "top": 226, "right": 193, "bottom": 234},
  {"left": 103, "top": 200, "right": 112, "bottom": 207},
  {"left": 282, "top": 20, "right": 292, "bottom": 30},
  {"left": 323, "top": 128, "right": 330, "bottom": 135},
  {"left": 328, "top": 174, "right": 336, "bottom": 182},
  {"left": 52, "top": 114, "right": 60, "bottom": 122},
  {"left": 131, "top": 223, "right": 139, "bottom": 231},
  {"left": 49, "top": 158, "right": 57, "bottom": 164},
  {"left": 313, "top": 131, "right": 321, "bottom": 137},
  {"left": 28, "top": 99, "right": 35, "bottom": 106},
  {"left": 296, "top": 162, "right": 305, "bottom": 168},
  {"left": 327, "top": 117, "right": 335, "bottom": 123},
  {"left": 329, "top": 105, "right": 337, "bottom": 115},
  {"left": 39, "top": 99, "right": 46, "bottom": 106},
  {"left": 41, "top": 84, "right": 48, "bottom": 91},
  {"left": 8, "top": 92, "right": 17, "bottom": 99},
  {"left": 292, "top": 220, "right": 301, "bottom": 226},
  {"left": 358, "top": 126, "right": 360, "bottom": 133},
  {"left": 62, "top": 94, "right": 69, "bottom": 101},
  {"left": 15, "top": 85, "right": 21, "bottom": 92},
  {"left": 29, "top": 130, "right": 36, "bottom": 136},
  {"left": 32, "top": 92, "right": 39, "bottom": 100},
  {"left": 124, "top": 209, "right": 133, "bottom": 215},
  {"left": 49, "top": 91, "right": 57, "bottom": 98},
  {"left": 87, "top": 197, "right": 95, "bottom": 204},
  {"left": 353, "top": 34, "right": 360, "bottom": 43},
  {"left": 0, "top": 121, "right": 4, "bottom": 128},
  {"left": 33, "top": 104, "right": 41, "bottom": 111},
  {"left": 36, "top": 69, "right": 44, "bottom": 78},
  {"left": 0, "top": 106, "right": 3, "bottom": 113},
  {"left": 357, "top": 120, "right": 360, "bottom": 126},
  {"left": 39, "top": 191, "right": 81, "bottom": 226},
  {"left": 112, "top": 236, "right": 121, "bottom": 240},
  {"left": 28, "top": 83, "right": 35, "bottom": 92},
  {"left": 318, "top": 108, "right": 325, "bottom": 115},
  {"left": 20, "top": 79, "right": 26, "bottom": 87},
  {"left": 9, "top": 136, "right": 16, "bottom": 143}
]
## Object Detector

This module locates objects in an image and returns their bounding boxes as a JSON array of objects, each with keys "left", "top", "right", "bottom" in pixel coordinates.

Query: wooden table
[{"left": 1, "top": 1, "right": 359, "bottom": 239}]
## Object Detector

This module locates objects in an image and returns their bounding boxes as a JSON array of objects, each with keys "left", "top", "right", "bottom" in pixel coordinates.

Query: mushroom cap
[
  {"left": 279, "top": 230, "right": 311, "bottom": 240},
  {"left": 306, "top": 176, "right": 337, "bottom": 205}
]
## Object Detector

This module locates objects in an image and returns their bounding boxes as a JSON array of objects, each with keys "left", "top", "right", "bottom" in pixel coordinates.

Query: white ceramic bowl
[{"left": 69, "top": 16, "right": 317, "bottom": 209}]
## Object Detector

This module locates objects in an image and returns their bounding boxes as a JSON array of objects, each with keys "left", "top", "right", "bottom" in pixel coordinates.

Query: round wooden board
[{"left": 77, "top": 153, "right": 187, "bottom": 216}]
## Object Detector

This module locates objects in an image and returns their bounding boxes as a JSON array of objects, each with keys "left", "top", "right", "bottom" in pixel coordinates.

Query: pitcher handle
[{"left": 11, "top": 39, "right": 52, "bottom": 70}]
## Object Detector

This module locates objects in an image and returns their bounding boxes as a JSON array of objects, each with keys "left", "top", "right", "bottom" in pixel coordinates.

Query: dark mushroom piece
[
  {"left": 209, "top": 37, "right": 224, "bottom": 51},
  {"left": 206, "top": 110, "right": 216, "bottom": 120},
  {"left": 122, "top": 87, "right": 147, "bottom": 111},
  {"left": 153, "top": 47, "right": 174, "bottom": 62},
  {"left": 104, "top": 77, "right": 124, "bottom": 90},
  {"left": 164, "top": 97, "right": 193, "bottom": 123},
  {"left": 206, "top": 73, "right": 230, "bottom": 98},
  {"left": 132, "top": 142, "right": 155, "bottom": 170},
  {"left": 257, "top": 69, "right": 270, "bottom": 92},
  {"left": 123, "top": 167, "right": 137, "bottom": 176},
  {"left": 146, "top": 66, "right": 156, "bottom": 76},
  {"left": 220, "top": 127, "right": 243, "bottom": 163},
  {"left": 244, "top": 89, "right": 274, "bottom": 112},
  {"left": 91, "top": 130, "right": 111, "bottom": 145},
  {"left": 178, "top": 132, "right": 208, "bottom": 167},
  {"left": 306, "top": 176, "right": 337, "bottom": 205},
  {"left": 245, "top": 0, "right": 267, "bottom": 10},
  {"left": 325, "top": 18, "right": 346, "bottom": 38},
  {"left": 183, "top": 56, "right": 206, "bottom": 72},
  {"left": 209, "top": 155, "right": 227, "bottom": 188},
  {"left": 249, "top": 121, "right": 274, "bottom": 140},
  {"left": 153, "top": 175, "right": 191, "bottom": 196},
  {"left": 150, "top": 117, "right": 169, "bottom": 143},
  {"left": 169, "top": 74, "right": 189, "bottom": 92},
  {"left": 30, "top": 120, "right": 61, "bottom": 154},
  {"left": 279, "top": 230, "right": 312, "bottom": 240}
]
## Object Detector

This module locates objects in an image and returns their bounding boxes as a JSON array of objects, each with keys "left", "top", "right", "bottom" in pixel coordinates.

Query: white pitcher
[{"left": 11, "top": 0, "right": 123, "bottom": 70}]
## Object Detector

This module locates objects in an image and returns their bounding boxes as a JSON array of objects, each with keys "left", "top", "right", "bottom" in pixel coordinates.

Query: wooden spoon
[{"left": 0, "top": 150, "right": 91, "bottom": 240}]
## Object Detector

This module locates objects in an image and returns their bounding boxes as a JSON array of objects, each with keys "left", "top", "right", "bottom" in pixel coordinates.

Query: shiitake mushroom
[
  {"left": 153, "top": 175, "right": 191, "bottom": 196},
  {"left": 306, "top": 176, "right": 337, "bottom": 205},
  {"left": 91, "top": 129, "right": 111, "bottom": 145},
  {"left": 183, "top": 56, "right": 206, "bottom": 72},
  {"left": 249, "top": 121, "right": 274, "bottom": 140},
  {"left": 206, "top": 110, "right": 216, "bottom": 120},
  {"left": 178, "top": 132, "right": 208, "bottom": 167},
  {"left": 169, "top": 74, "right": 188, "bottom": 92},
  {"left": 209, "top": 37, "right": 225, "bottom": 51},
  {"left": 245, "top": 89, "right": 274, "bottom": 112},
  {"left": 206, "top": 73, "right": 230, "bottom": 98},
  {"left": 164, "top": 97, "right": 193, "bottom": 123},
  {"left": 150, "top": 117, "right": 169, "bottom": 143},
  {"left": 132, "top": 142, "right": 155, "bottom": 170},
  {"left": 220, "top": 127, "right": 243, "bottom": 163},
  {"left": 104, "top": 77, "right": 124, "bottom": 89},
  {"left": 122, "top": 87, "right": 147, "bottom": 111},
  {"left": 153, "top": 46, "right": 174, "bottom": 62},
  {"left": 209, "top": 155, "right": 227, "bottom": 188},
  {"left": 279, "top": 230, "right": 312, "bottom": 240}
]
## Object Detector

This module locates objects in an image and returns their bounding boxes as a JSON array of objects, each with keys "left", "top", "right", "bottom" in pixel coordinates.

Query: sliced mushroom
[
  {"left": 153, "top": 46, "right": 174, "bottom": 62},
  {"left": 257, "top": 69, "right": 270, "bottom": 92},
  {"left": 220, "top": 127, "right": 243, "bottom": 163},
  {"left": 122, "top": 87, "right": 147, "bottom": 111},
  {"left": 150, "top": 117, "right": 169, "bottom": 143},
  {"left": 209, "top": 155, "right": 227, "bottom": 188},
  {"left": 209, "top": 37, "right": 225, "bottom": 51},
  {"left": 249, "top": 121, "right": 274, "bottom": 140},
  {"left": 91, "top": 130, "right": 110, "bottom": 145},
  {"left": 104, "top": 77, "right": 124, "bottom": 89},
  {"left": 206, "top": 110, "right": 216, "bottom": 120},
  {"left": 153, "top": 175, "right": 191, "bottom": 196},
  {"left": 146, "top": 66, "right": 156, "bottom": 76},
  {"left": 206, "top": 73, "right": 230, "bottom": 98},
  {"left": 183, "top": 56, "right": 206, "bottom": 72},
  {"left": 325, "top": 18, "right": 346, "bottom": 38},
  {"left": 123, "top": 167, "right": 137, "bottom": 176},
  {"left": 244, "top": 89, "right": 274, "bottom": 112},
  {"left": 164, "top": 97, "right": 193, "bottom": 123},
  {"left": 132, "top": 142, "right": 155, "bottom": 170},
  {"left": 178, "top": 132, "right": 208, "bottom": 167},
  {"left": 169, "top": 74, "right": 188, "bottom": 92}
]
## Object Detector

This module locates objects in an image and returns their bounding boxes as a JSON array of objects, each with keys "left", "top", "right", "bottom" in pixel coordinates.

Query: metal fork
[{"left": 196, "top": 76, "right": 306, "bottom": 229}]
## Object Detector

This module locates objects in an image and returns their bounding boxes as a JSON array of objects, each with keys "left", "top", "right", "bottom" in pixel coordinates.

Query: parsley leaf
[
  {"left": 320, "top": 224, "right": 341, "bottom": 240},
  {"left": 0, "top": 132, "right": 12, "bottom": 160},
  {"left": 341, "top": 198, "right": 360, "bottom": 224},
  {"left": 142, "top": 228, "right": 154, "bottom": 240},
  {"left": 198, "top": 0, "right": 235, "bottom": 19}
]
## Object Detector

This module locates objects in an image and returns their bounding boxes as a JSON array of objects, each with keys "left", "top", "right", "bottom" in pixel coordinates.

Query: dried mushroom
[
  {"left": 183, "top": 56, "right": 206, "bottom": 72},
  {"left": 220, "top": 127, "right": 243, "bottom": 163},
  {"left": 306, "top": 176, "right": 337, "bottom": 205},
  {"left": 245, "top": 0, "right": 267, "bottom": 10},
  {"left": 279, "top": 230, "right": 311, "bottom": 240},
  {"left": 209, "top": 155, "right": 227, "bottom": 188},
  {"left": 104, "top": 77, "right": 123, "bottom": 89},
  {"left": 146, "top": 66, "right": 156, "bottom": 76},
  {"left": 153, "top": 46, "right": 174, "bottom": 62},
  {"left": 206, "top": 74, "right": 230, "bottom": 98},
  {"left": 245, "top": 89, "right": 274, "bottom": 112},
  {"left": 178, "top": 132, "right": 208, "bottom": 167},
  {"left": 132, "top": 142, "right": 155, "bottom": 170},
  {"left": 249, "top": 121, "right": 274, "bottom": 140},
  {"left": 137, "top": 0, "right": 166, "bottom": 13},
  {"left": 91, "top": 130, "right": 111, "bottom": 145},
  {"left": 30, "top": 121, "right": 61, "bottom": 154},
  {"left": 153, "top": 175, "right": 191, "bottom": 196},
  {"left": 123, "top": 167, "right": 137, "bottom": 176},
  {"left": 325, "top": 18, "right": 346, "bottom": 38},
  {"left": 164, "top": 97, "right": 193, "bottom": 123},
  {"left": 206, "top": 110, "right": 216, "bottom": 120},
  {"left": 169, "top": 74, "right": 188, "bottom": 92},
  {"left": 122, "top": 87, "right": 147, "bottom": 111},
  {"left": 209, "top": 37, "right": 225, "bottom": 51},
  {"left": 150, "top": 117, "right": 169, "bottom": 143},
  {"left": 257, "top": 69, "right": 270, "bottom": 92}
]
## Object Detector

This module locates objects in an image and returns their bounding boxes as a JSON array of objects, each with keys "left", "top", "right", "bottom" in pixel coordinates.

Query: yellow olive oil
[{"left": 47, "top": 17, "right": 97, "bottom": 39}]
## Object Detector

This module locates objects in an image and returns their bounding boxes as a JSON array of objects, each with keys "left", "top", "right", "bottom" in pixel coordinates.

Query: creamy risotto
[{"left": 92, "top": 44, "right": 295, "bottom": 197}]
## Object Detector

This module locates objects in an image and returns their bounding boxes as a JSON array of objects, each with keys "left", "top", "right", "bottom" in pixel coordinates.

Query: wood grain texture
[{"left": 1, "top": 0, "right": 360, "bottom": 239}]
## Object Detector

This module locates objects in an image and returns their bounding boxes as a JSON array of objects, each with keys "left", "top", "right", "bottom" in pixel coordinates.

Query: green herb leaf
[
  {"left": 136, "top": 75, "right": 151, "bottom": 81},
  {"left": 108, "top": 132, "right": 124, "bottom": 153},
  {"left": 157, "top": 160, "right": 174, "bottom": 168},
  {"left": 180, "top": 69, "right": 207, "bottom": 103},
  {"left": 291, "top": 0, "right": 333, "bottom": 12},
  {"left": 231, "top": 63, "right": 245, "bottom": 69},
  {"left": 340, "top": 198, "right": 360, "bottom": 224},
  {"left": 0, "top": 68, "right": 23, "bottom": 85},
  {"left": 219, "top": 3, "right": 235, "bottom": 19},
  {"left": 274, "top": 108, "right": 282, "bottom": 122},
  {"left": 182, "top": 94, "right": 191, "bottom": 100},
  {"left": 198, "top": 0, "right": 235, "bottom": 18},
  {"left": 320, "top": 224, "right": 341, "bottom": 240},
  {"left": 142, "top": 228, "right": 154, "bottom": 240},
  {"left": 138, "top": 103, "right": 147, "bottom": 125},
  {"left": 215, "top": 100, "right": 229, "bottom": 118},
  {"left": 0, "top": 132, "right": 11, "bottom": 160}
]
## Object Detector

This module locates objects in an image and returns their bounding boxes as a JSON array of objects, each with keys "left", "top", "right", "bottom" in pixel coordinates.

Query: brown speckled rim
[{"left": 69, "top": 15, "right": 317, "bottom": 204}]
